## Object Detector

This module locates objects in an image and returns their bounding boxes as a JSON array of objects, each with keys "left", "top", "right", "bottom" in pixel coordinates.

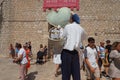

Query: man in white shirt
[
  {"left": 84, "top": 37, "right": 100, "bottom": 80},
  {"left": 61, "top": 13, "right": 87, "bottom": 80}
]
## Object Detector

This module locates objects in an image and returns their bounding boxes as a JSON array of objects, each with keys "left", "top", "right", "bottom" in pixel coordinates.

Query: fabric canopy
[{"left": 43, "top": 0, "right": 79, "bottom": 11}]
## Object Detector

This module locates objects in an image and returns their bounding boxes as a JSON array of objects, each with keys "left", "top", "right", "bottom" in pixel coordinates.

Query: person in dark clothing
[
  {"left": 43, "top": 45, "right": 48, "bottom": 62},
  {"left": 36, "top": 44, "right": 44, "bottom": 64},
  {"left": 103, "top": 40, "right": 112, "bottom": 77},
  {"left": 105, "top": 40, "right": 112, "bottom": 54},
  {"left": 36, "top": 51, "right": 44, "bottom": 64}
]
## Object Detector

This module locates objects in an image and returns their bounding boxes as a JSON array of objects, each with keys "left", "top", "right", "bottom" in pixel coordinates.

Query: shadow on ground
[{"left": 25, "top": 71, "right": 38, "bottom": 80}]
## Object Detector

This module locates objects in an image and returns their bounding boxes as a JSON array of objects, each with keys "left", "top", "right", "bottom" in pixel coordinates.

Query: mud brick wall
[{"left": 0, "top": 0, "right": 120, "bottom": 56}]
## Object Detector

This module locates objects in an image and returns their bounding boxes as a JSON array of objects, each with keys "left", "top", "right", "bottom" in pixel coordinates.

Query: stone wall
[
  {"left": 0, "top": 0, "right": 120, "bottom": 56},
  {"left": 0, "top": 0, "right": 48, "bottom": 56},
  {"left": 78, "top": 0, "right": 120, "bottom": 44}
]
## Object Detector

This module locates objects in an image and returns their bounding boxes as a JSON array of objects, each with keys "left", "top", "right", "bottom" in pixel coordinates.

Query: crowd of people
[
  {"left": 49, "top": 12, "right": 120, "bottom": 80},
  {"left": 9, "top": 42, "right": 32, "bottom": 80},
  {"left": 83, "top": 38, "right": 120, "bottom": 80},
  {"left": 8, "top": 11, "right": 120, "bottom": 80},
  {"left": 9, "top": 42, "right": 48, "bottom": 80}
]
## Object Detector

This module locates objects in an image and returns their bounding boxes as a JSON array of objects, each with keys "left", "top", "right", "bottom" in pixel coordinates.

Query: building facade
[{"left": 0, "top": 0, "right": 120, "bottom": 56}]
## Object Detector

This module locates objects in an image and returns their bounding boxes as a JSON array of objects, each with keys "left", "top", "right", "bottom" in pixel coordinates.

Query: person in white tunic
[
  {"left": 13, "top": 43, "right": 28, "bottom": 80},
  {"left": 84, "top": 37, "right": 100, "bottom": 80},
  {"left": 61, "top": 13, "right": 87, "bottom": 80}
]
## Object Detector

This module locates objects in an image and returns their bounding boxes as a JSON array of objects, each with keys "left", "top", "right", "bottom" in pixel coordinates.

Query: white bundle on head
[{"left": 46, "top": 7, "right": 71, "bottom": 28}]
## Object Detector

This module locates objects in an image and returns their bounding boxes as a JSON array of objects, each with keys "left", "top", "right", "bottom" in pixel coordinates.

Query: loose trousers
[
  {"left": 61, "top": 49, "right": 81, "bottom": 80},
  {"left": 20, "top": 64, "right": 26, "bottom": 80}
]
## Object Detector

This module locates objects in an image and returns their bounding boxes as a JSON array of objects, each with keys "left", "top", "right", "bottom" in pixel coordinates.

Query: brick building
[{"left": 0, "top": 0, "right": 120, "bottom": 56}]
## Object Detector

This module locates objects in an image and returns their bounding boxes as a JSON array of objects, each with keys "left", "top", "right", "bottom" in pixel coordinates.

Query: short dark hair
[
  {"left": 16, "top": 43, "right": 22, "bottom": 49},
  {"left": 40, "top": 44, "right": 43, "bottom": 48},
  {"left": 88, "top": 37, "right": 95, "bottom": 43},
  {"left": 106, "top": 40, "right": 111, "bottom": 43}
]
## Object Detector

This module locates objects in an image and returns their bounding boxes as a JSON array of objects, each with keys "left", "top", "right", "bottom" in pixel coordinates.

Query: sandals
[{"left": 55, "top": 73, "right": 58, "bottom": 77}]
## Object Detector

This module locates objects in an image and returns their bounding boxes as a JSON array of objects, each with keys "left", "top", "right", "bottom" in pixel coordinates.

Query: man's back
[{"left": 63, "top": 22, "right": 86, "bottom": 51}]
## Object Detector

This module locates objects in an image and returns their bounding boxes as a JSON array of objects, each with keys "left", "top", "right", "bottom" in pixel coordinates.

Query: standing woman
[
  {"left": 104, "top": 40, "right": 112, "bottom": 77},
  {"left": 15, "top": 43, "right": 19, "bottom": 57},
  {"left": 108, "top": 42, "right": 120, "bottom": 80},
  {"left": 9, "top": 44, "right": 15, "bottom": 58},
  {"left": 36, "top": 44, "right": 44, "bottom": 64},
  {"left": 13, "top": 43, "right": 28, "bottom": 80},
  {"left": 23, "top": 44, "right": 30, "bottom": 75}
]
